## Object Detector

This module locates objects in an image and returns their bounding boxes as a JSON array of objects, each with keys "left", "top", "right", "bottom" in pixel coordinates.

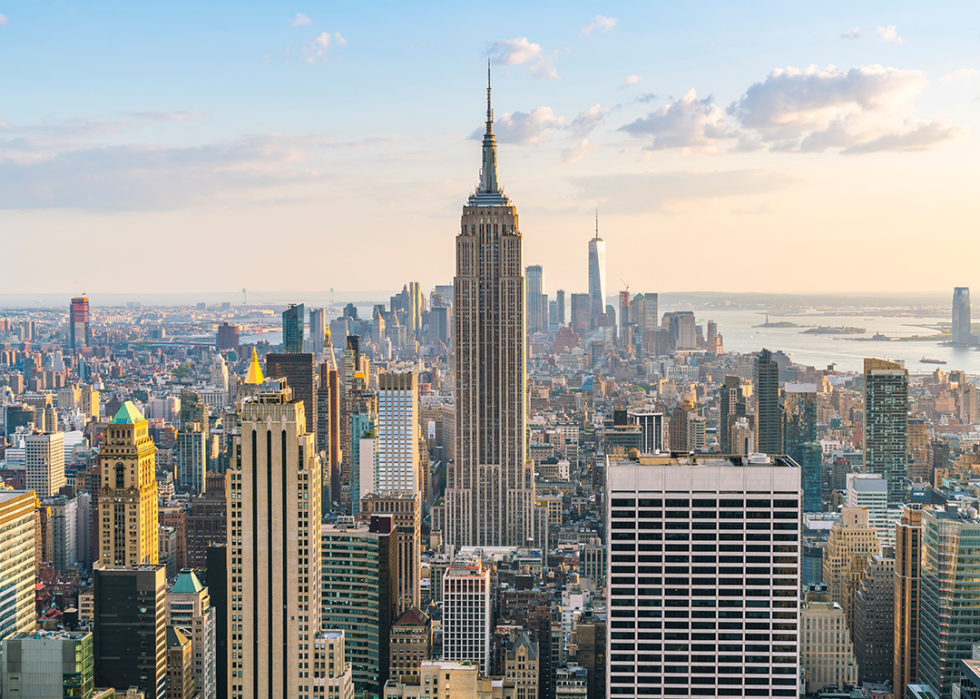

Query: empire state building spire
[{"left": 472, "top": 61, "right": 508, "bottom": 205}]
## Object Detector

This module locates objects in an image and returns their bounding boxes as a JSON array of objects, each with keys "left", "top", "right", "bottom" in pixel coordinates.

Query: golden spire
[{"left": 245, "top": 347, "right": 265, "bottom": 385}]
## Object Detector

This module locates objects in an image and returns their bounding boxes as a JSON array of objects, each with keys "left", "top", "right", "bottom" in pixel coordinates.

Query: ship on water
[{"left": 920, "top": 357, "right": 947, "bottom": 365}]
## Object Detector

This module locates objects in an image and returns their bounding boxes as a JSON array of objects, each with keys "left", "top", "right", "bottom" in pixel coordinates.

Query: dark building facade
[
  {"left": 265, "top": 353, "right": 318, "bottom": 456},
  {"left": 282, "top": 303, "right": 305, "bottom": 354},
  {"left": 755, "top": 348, "right": 782, "bottom": 454}
]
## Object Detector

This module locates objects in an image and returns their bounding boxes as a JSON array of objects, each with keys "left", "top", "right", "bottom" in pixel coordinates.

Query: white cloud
[
  {"left": 486, "top": 37, "right": 559, "bottom": 80},
  {"left": 482, "top": 107, "right": 564, "bottom": 145},
  {"left": 563, "top": 139, "right": 599, "bottom": 164},
  {"left": 580, "top": 15, "right": 617, "bottom": 38},
  {"left": 940, "top": 68, "right": 977, "bottom": 84},
  {"left": 841, "top": 28, "right": 860, "bottom": 39},
  {"left": 290, "top": 13, "right": 312, "bottom": 26},
  {"left": 841, "top": 119, "right": 966, "bottom": 154},
  {"left": 877, "top": 25, "right": 904, "bottom": 44},
  {"left": 569, "top": 104, "right": 610, "bottom": 138},
  {"left": 623, "top": 75, "right": 641, "bottom": 88},
  {"left": 302, "top": 32, "right": 346, "bottom": 63},
  {"left": 0, "top": 15, "right": 8, "bottom": 26},
  {"left": 619, "top": 89, "right": 735, "bottom": 151}
]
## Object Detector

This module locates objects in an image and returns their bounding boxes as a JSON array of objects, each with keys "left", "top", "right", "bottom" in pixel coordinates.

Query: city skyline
[{"left": 1, "top": 1, "right": 979, "bottom": 294}]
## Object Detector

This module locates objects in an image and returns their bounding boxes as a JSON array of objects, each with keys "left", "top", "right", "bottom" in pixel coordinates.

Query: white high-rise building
[
  {"left": 606, "top": 453, "right": 801, "bottom": 698},
  {"left": 442, "top": 559, "right": 492, "bottom": 675},
  {"left": 211, "top": 353, "right": 229, "bottom": 392},
  {"left": 377, "top": 372, "right": 420, "bottom": 494},
  {"left": 25, "top": 432, "right": 65, "bottom": 498},
  {"left": 227, "top": 384, "right": 322, "bottom": 699},
  {"left": 845, "top": 473, "right": 896, "bottom": 551},
  {"left": 167, "top": 569, "right": 217, "bottom": 699}
]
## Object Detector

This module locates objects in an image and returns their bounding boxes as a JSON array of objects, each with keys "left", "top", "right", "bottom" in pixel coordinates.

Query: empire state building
[{"left": 445, "top": 69, "right": 534, "bottom": 548}]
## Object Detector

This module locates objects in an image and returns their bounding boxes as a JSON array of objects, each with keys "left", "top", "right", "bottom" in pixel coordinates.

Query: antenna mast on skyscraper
[{"left": 595, "top": 207, "right": 599, "bottom": 241}]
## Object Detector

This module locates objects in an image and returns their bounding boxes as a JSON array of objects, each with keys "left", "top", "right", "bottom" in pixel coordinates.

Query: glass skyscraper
[
  {"left": 863, "top": 358, "right": 909, "bottom": 504},
  {"left": 952, "top": 287, "right": 972, "bottom": 345}
]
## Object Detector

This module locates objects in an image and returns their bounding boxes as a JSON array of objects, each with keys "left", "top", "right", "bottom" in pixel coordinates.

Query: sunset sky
[{"left": 1, "top": 0, "right": 978, "bottom": 298}]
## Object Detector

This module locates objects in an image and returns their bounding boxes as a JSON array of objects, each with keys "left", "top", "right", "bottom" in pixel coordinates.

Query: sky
[{"left": 1, "top": 0, "right": 979, "bottom": 299}]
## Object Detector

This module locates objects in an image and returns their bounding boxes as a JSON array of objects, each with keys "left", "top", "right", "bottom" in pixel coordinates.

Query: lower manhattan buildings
[{"left": 606, "top": 453, "right": 801, "bottom": 697}]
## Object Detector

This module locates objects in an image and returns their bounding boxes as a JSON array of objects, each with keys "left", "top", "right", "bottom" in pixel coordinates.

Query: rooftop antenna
[{"left": 595, "top": 206, "right": 599, "bottom": 241}]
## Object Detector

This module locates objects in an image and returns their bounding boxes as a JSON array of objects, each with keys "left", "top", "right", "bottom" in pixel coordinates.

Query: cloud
[
  {"left": 841, "top": 119, "right": 966, "bottom": 154},
  {"left": 940, "top": 68, "right": 977, "bottom": 84},
  {"left": 484, "top": 107, "right": 564, "bottom": 144},
  {"left": 632, "top": 92, "right": 659, "bottom": 105},
  {"left": 580, "top": 15, "right": 617, "bottom": 38},
  {"left": 299, "top": 32, "right": 347, "bottom": 63},
  {"left": 619, "top": 89, "right": 735, "bottom": 151},
  {"left": 0, "top": 111, "right": 204, "bottom": 143},
  {"left": 621, "top": 75, "right": 641, "bottom": 89},
  {"left": 569, "top": 104, "right": 610, "bottom": 138},
  {"left": 563, "top": 139, "right": 599, "bottom": 164},
  {"left": 486, "top": 37, "right": 559, "bottom": 80},
  {"left": 568, "top": 168, "right": 801, "bottom": 214},
  {"left": 0, "top": 15, "right": 8, "bottom": 26},
  {"left": 841, "top": 29, "right": 860, "bottom": 39},
  {"left": 877, "top": 25, "right": 904, "bottom": 44},
  {"left": 290, "top": 13, "right": 312, "bottom": 26}
]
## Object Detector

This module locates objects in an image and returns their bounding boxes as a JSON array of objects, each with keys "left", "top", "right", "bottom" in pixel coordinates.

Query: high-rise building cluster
[{"left": 0, "top": 72, "right": 979, "bottom": 699}]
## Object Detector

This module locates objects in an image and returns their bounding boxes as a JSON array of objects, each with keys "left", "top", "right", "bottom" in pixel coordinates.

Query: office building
[
  {"left": 800, "top": 585, "right": 858, "bottom": 693},
  {"left": 39, "top": 493, "right": 78, "bottom": 574},
  {"left": 186, "top": 472, "right": 227, "bottom": 568},
  {"left": 25, "top": 431, "right": 65, "bottom": 498},
  {"left": 351, "top": 402, "right": 379, "bottom": 517},
  {"left": 98, "top": 402, "right": 159, "bottom": 566},
  {"left": 852, "top": 554, "right": 895, "bottom": 683},
  {"left": 265, "top": 353, "right": 318, "bottom": 457},
  {"left": 444, "top": 73, "right": 534, "bottom": 549},
  {"left": 555, "top": 289, "right": 566, "bottom": 327},
  {"left": 383, "top": 660, "right": 507, "bottom": 699},
  {"left": 167, "top": 626, "right": 195, "bottom": 699},
  {"left": 570, "top": 293, "right": 591, "bottom": 335},
  {"left": 205, "top": 546, "right": 228, "bottom": 699},
  {"left": 606, "top": 453, "right": 801, "bottom": 697},
  {"left": 321, "top": 516, "right": 398, "bottom": 696},
  {"left": 389, "top": 608, "right": 431, "bottom": 681},
  {"left": 618, "top": 289, "right": 631, "bottom": 348},
  {"left": 863, "top": 358, "right": 909, "bottom": 504},
  {"left": 282, "top": 303, "right": 305, "bottom": 354},
  {"left": 93, "top": 563, "right": 167, "bottom": 699},
  {"left": 588, "top": 213, "right": 606, "bottom": 328},
  {"left": 319, "top": 361, "right": 341, "bottom": 505},
  {"left": 377, "top": 372, "right": 421, "bottom": 493},
  {"left": 846, "top": 473, "right": 892, "bottom": 550},
  {"left": 0, "top": 491, "right": 38, "bottom": 640},
  {"left": 227, "top": 385, "right": 322, "bottom": 699},
  {"left": 823, "top": 507, "right": 881, "bottom": 634},
  {"left": 755, "top": 348, "right": 782, "bottom": 455},
  {"left": 918, "top": 507, "right": 980, "bottom": 699},
  {"left": 642, "top": 292, "right": 659, "bottom": 352},
  {"left": 310, "top": 307, "right": 327, "bottom": 358},
  {"left": 718, "top": 376, "right": 746, "bottom": 456},
  {"left": 360, "top": 492, "right": 421, "bottom": 613},
  {"left": 894, "top": 505, "right": 924, "bottom": 693},
  {"left": 526, "top": 265, "right": 547, "bottom": 334},
  {"left": 443, "top": 559, "right": 493, "bottom": 675},
  {"left": 217, "top": 322, "right": 241, "bottom": 351},
  {"left": 627, "top": 411, "right": 664, "bottom": 454},
  {"left": 175, "top": 423, "right": 207, "bottom": 496},
  {"left": 952, "top": 287, "right": 972, "bottom": 345},
  {"left": 502, "top": 630, "right": 538, "bottom": 699},
  {"left": 314, "top": 630, "right": 354, "bottom": 699},
  {"left": 167, "top": 569, "right": 217, "bottom": 699},
  {"left": 783, "top": 385, "right": 817, "bottom": 465},
  {"left": 69, "top": 296, "right": 92, "bottom": 354},
  {"left": 0, "top": 631, "right": 95, "bottom": 699},
  {"left": 801, "top": 442, "right": 823, "bottom": 513}
]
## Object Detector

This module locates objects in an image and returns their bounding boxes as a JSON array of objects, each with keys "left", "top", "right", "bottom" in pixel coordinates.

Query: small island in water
[
  {"left": 754, "top": 315, "right": 809, "bottom": 329},
  {"left": 802, "top": 326, "right": 866, "bottom": 335}
]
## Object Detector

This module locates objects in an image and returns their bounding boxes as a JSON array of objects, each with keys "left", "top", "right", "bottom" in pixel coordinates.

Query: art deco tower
[{"left": 446, "top": 67, "right": 534, "bottom": 548}]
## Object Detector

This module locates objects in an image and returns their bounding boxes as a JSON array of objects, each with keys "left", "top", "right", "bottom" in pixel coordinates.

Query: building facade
[
  {"left": 863, "top": 358, "right": 909, "bottom": 504},
  {"left": 0, "top": 491, "right": 39, "bottom": 641},
  {"left": 894, "top": 505, "right": 924, "bottom": 693},
  {"left": 25, "top": 431, "right": 66, "bottom": 498},
  {"left": 0, "top": 631, "right": 94, "bottom": 699},
  {"left": 443, "top": 560, "right": 493, "bottom": 675},
  {"left": 377, "top": 372, "right": 420, "bottom": 493}
]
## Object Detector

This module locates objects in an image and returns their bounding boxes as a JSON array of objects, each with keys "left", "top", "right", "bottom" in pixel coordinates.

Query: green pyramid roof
[
  {"left": 171, "top": 569, "right": 204, "bottom": 595},
  {"left": 111, "top": 401, "right": 145, "bottom": 425}
]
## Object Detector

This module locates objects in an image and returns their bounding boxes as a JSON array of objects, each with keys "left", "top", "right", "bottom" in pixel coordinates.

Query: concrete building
[
  {"left": 894, "top": 505, "right": 924, "bottom": 693},
  {"left": 377, "top": 372, "right": 421, "bottom": 494},
  {"left": 93, "top": 563, "right": 167, "bottom": 699},
  {"left": 863, "top": 358, "right": 909, "bottom": 504},
  {"left": 167, "top": 569, "right": 217, "bottom": 699},
  {"left": 25, "top": 431, "right": 65, "bottom": 497},
  {"left": 853, "top": 553, "right": 895, "bottom": 683},
  {"left": 823, "top": 507, "right": 881, "bottom": 633},
  {"left": 227, "top": 384, "right": 322, "bottom": 699},
  {"left": 605, "top": 453, "right": 801, "bottom": 697},
  {"left": 443, "top": 559, "right": 493, "bottom": 675},
  {"left": 847, "top": 473, "right": 892, "bottom": 551},
  {"left": 0, "top": 491, "right": 39, "bottom": 640},
  {"left": 389, "top": 607, "right": 431, "bottom": 681},
  {"left": 98, "top": 402, "right": 159, "bottom": 566},
  {"left": 39, "top": 494, "right": 78, "bottom": 574},
  {"left": 526, "top": 265, "right": 547, "bottom": 335},
  {"left": 444, "top": 75, "right": 534, "bottom": 549},
  {"left": 383, "top": 660, "right": 514, "bottom": 699},
  {"left": 321, "top": 516, "right": 398, "bottom": 696},
  {"left": 167, "top": 626, "right": 195, "bottom": 699},
  {"left": 0, "top": 630, "right": 94, "bottom": 699},
  {"left": 800, "top": 585, "right": 858, "bottom": 692},
  {"left": 755, "top": 348, "right": 782, "bottom": 455},
  {"left": 360, "top": 491, "right": 421, "bottom": 613},
  {"left": 175, "top": 424, "right": 207, "bottom": 497},
  {"left": 502, "top": 630, "right": 537, "bottom": 699},
  {"left": 627, "top": 411, "right": 664, "bottom": 454},
  {"left": 314, "top": 630, "right": 354, "bottom": 699}
]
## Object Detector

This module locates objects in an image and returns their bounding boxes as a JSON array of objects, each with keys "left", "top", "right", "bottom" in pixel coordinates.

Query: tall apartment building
[
  {"left": 39, "top": 493, "right": 78, "bottom": 573},
  {"left": 445, "top": 74, "right": 534, "bottom": 549},
  {"left": 25, "top": 431, "right": 65, "bottom": 497},
  {"left": 175, "top": 423, "right": 207, "bottom": 496},
  {"left": 93, "top": 563, "right": 167, "bottom": 699},
  {"left": 0, "top": 491, "right": 39, "bottom": 641},
  {"left": 852, "top": 553, "right": 895, "bottom": 683},
  {"left": 69, "top": 296, "right": 92, "bottom": 354},
  {"left": 227, "top": 385, "right": 322, "bottom": 699},
  {"left": 846, "top": 473, "right": 891, "bottom": 551},
  {"left": 360, "top": 492, "right": 421, "bottom": 613},
  {"left": 822, "top": 507, "right": 880, "bottom": 633},
  {"left": 800, "top": 585, "right": 858, "bottom": 693},
  {"left": 314, "top": 630, "right": 354, "bottom": 699},
  {"left": 321, "top": 516, "right": 398, "bottom": 696},
  {"left": 282, "top": 303, "right": 305, "bottom": 354},
  {"left": 755, "top": 348, "right": 782, "bottom": 455},
  {"left": 605, "top": 453, "right": 801, "bottom": 697},
  {"left": 309, "top": 307, "right": 327, "bottom": 358},
  {"left": 918, "top": 506, "right": 980, "bottom": 699},
  {"left": 526, "top": 265, "right": 547, "bottom": 335},
  {"left": 389, "top": 608, "right": 432, "bottom": 681},
  {"left": 0, "top": 631, "right": 94, "bottom": 699},
  {"left": 443, "top": 559, "right": 493, "bottom": 675},
  {"left": 863, "top": 358, "right": 909, "bottom": 504},
  {"left": 894, "top": 505, "right": 924, "bottom": 693},
  {"left": 377, "top": 372, "right": 420, "bottom": 493},
  {"left": 98, "top": 402, "right": 159, "bottom": 566},
  {"left": 167, "top": 569, "right": 217, "bottom": 699}
]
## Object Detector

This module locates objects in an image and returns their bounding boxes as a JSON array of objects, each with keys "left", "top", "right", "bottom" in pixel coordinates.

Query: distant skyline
[{"left": 1, "top": 1, "right": 979, "bottom": 294}]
